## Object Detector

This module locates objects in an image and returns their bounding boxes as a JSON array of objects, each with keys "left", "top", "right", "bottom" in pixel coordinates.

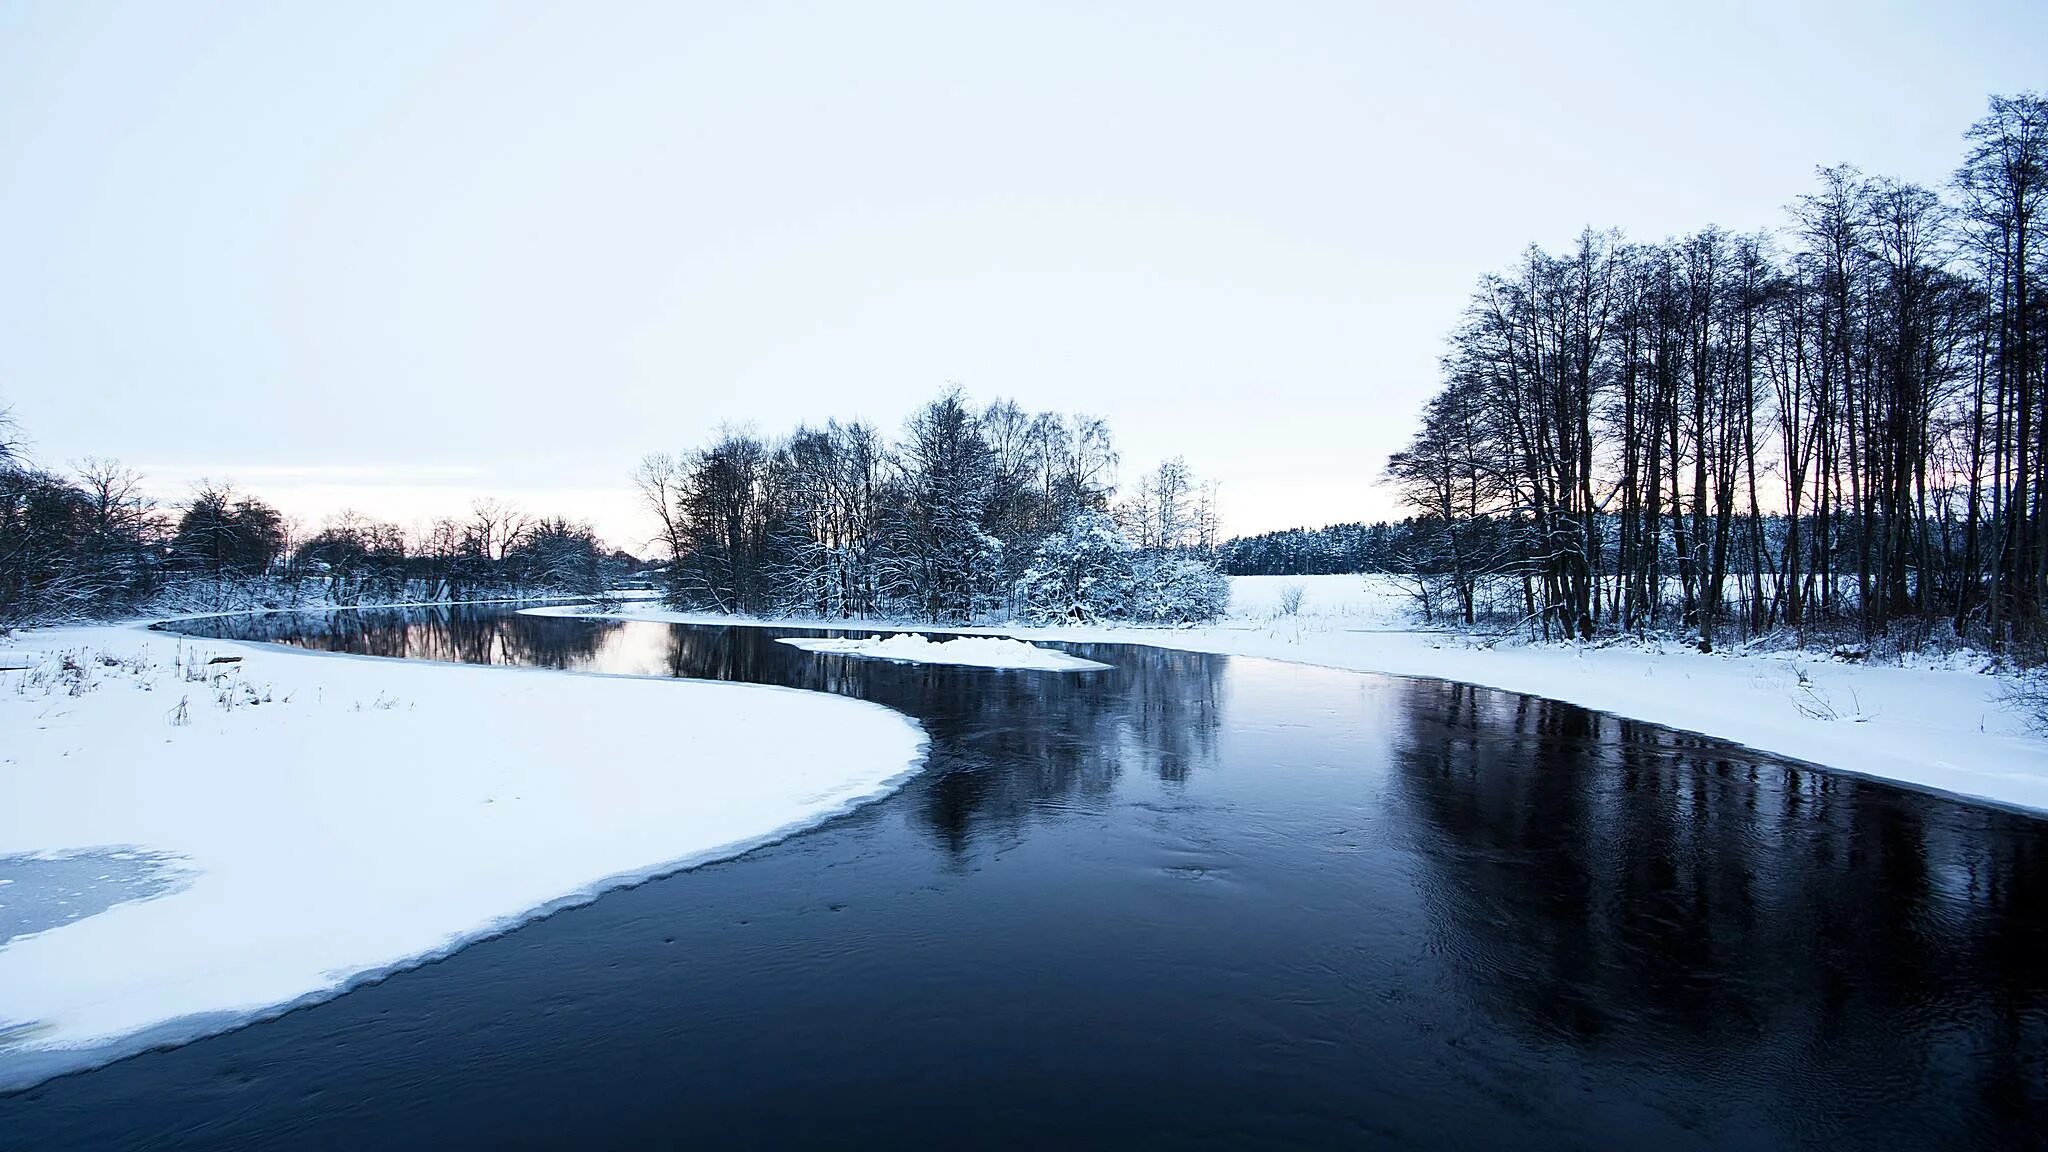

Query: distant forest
[
  {"left": 1379, "top": 92, "right": 2048, "bottom": 651},
  {"left": 1220, "top": 522, "right": 1399, "bottom": 575},
  {"left": 636, "top": 388, "right": 1229, "bottom": 625},
  {"left": 0, "top": 406, "right": 625, "bottom": 624},
  {"left": 0, "top": 387, "right": 1235, "bottom": 628}
]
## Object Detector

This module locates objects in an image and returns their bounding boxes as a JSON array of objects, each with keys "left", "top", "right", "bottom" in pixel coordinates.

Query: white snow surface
[
  {"left": 529, "top": 575, "right": 2048, "bottom": 815},
  {"left": 777, "top": 633, "right": 1111, "bottom": 671},
  {"left": 1225, "top": 574, "right": 1415, "bottom": 626},
  {"left": 0, "top": 622, "right": 926, "bottom": 1089}
]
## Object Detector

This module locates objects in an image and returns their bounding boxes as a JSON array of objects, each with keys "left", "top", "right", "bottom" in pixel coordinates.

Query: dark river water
[{"left": 3, "top": 606, "right": 2046, "bottom": 1150}]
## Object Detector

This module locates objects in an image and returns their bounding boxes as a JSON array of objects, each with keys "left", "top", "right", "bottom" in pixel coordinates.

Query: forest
[
  {"left": 0, "top": 408, "right": 623, "bottom": 623},
  {"left": 0, "top": 389, "right": 1232, "bottom": 628},
  {"left": 1384, "top": 92, "right": 2047, "bottom": 652},
  {"left": 635, "top": 388, "right": 1229, "bottom": 625},
  {"left": 1220, "top": 521, "right": 1410, "bottom": 575}
]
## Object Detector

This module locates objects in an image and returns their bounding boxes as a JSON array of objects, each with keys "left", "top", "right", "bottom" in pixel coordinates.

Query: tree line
[
  {"left": 1386, "top": 92, "right": 2047, "bottom": 650},
  {"left": 634, "top": 388, "right": 1229, "bottom": 624},
  {"left": 1219, "top": 521, "right": 1406, "bottom": 575},
  {"left": 0, "top": 408, "right": 623, "bottom": 624}
]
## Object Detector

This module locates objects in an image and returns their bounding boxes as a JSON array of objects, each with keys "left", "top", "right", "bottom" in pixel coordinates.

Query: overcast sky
[{"left": 2, "top": 1, "right": 2041, "bottom": 550}]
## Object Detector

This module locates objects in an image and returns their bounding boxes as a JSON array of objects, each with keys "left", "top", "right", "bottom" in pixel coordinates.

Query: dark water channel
[{"left": 3, "top": 605, "right": 2045, "bottom": 1150}]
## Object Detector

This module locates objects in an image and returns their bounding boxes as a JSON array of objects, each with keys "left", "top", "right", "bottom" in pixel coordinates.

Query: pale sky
[{"left": 2, "top": 1, "right": 2041, "bottom": 552}]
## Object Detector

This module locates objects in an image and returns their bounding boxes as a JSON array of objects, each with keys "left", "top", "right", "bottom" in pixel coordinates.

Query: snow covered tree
[
  {"left": 0, "top": 456, "right": 166, "bottom": 622},
  {"left": 172, "top": 484, "right": 285, "bottom": 581},
  {"left": 1128, "top": 554, "right": 1229, "bottom": 624},
  {"left": 294, "top": 512, "right": 408, "bottom": 605},
  {"left": 672, "top": 431, "right": 776, "bottom": 613},
  {"left": 1015, "top": 509, "right": 1136, "bottom": 622},
  {"left": 765, "top": 421, "right": 889, "bottom": 617},
  {"left": 505, "top": 517, "right": 606, "bottom": 595},
  {"left": 883, "top": 390, "right": 1002, "bottom": 623},
  {"left": 633, "top": 387, "right": 1231, "bottom": 626}
]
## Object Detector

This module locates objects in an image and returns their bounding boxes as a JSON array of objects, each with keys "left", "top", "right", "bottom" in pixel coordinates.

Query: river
[{"left": 3, "top": 605, "right": 2043, "bottom": 1149}]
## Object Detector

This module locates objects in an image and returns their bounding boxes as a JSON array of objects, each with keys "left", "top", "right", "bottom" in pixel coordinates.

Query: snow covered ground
[
  {"left": 777, "top": 633, "right": 1112, "bottom": 671},
  {"left": 531, "top": 576, "right": 2048, "bottom": 816},
  {"left": 1223, "top": 573, "right": 1416, "bottom": 626},
  {"left": 0, "top": 621, "right": 926, "bottom": 1090}
]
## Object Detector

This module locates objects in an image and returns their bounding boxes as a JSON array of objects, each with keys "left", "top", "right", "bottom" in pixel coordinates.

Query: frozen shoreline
[
  {"left": 0, "top": 620, "right": 927, "bottom": 1091},
  {"left": 777, "top": 633, "right": 1112, "bottom": 671},
  {"left": 527, "top": 577, "right": 2048, "bottom": 816}
]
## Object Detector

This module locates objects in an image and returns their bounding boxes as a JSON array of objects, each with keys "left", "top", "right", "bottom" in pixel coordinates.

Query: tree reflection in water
[
  {"left": 173, "top": 603, "right": 626, "bottom": 669},
  {"left": 653, "top": 625, "right": 1222, "bottom": 856},
  {"left": 1387, "top": 678, "right": 2048, "bottom": 1141}
]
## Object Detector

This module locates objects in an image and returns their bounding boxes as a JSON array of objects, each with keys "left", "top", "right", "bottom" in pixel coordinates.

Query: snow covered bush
[
  {"left": 1015, "top": 511, "right": 1135, "bottom": 623},
  {"left": 1013, "top": 510, "right": 1227, "bottom": 625},
  {"left": 1999, "top": 671, "right": 2048, "bottom": 734},
  {"left": 1277, "top": 583, "right": 1305, "bottom": 616},
  {"left": 1128, "top": 555, "right": 1229, "bottom": 625}
]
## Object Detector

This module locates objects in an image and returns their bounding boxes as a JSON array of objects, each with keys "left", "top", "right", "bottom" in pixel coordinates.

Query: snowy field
[
  {"left": 1224, "top": 573, "right": 1415, "bottom": 626},
  {"left": 0, "top": 622, "right": 926, "bottom": 1090},
  {"left": 777, "top": 633, "right": 1112, "bottom": 671},
  {"left": 535, "top": 575, "right": 2048, "bottom": 815}
]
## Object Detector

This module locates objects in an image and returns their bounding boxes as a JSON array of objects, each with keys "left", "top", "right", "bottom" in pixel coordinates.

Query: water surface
[{"left": 2, "top": 606, "right": 2043, "bottom": 1150}]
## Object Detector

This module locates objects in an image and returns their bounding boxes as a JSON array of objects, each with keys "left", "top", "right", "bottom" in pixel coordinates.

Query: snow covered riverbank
[
  {"left": 528, "top": 577, "right": 2048, "bottom": 816},
  {"left": 0, "top": 621, "right": 926, "bottom": 1090}
]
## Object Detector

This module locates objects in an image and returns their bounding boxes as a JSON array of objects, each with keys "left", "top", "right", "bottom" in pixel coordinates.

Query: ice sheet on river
[{"left": 777, "top": 633, "right": 1111, "bottom": 671}]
